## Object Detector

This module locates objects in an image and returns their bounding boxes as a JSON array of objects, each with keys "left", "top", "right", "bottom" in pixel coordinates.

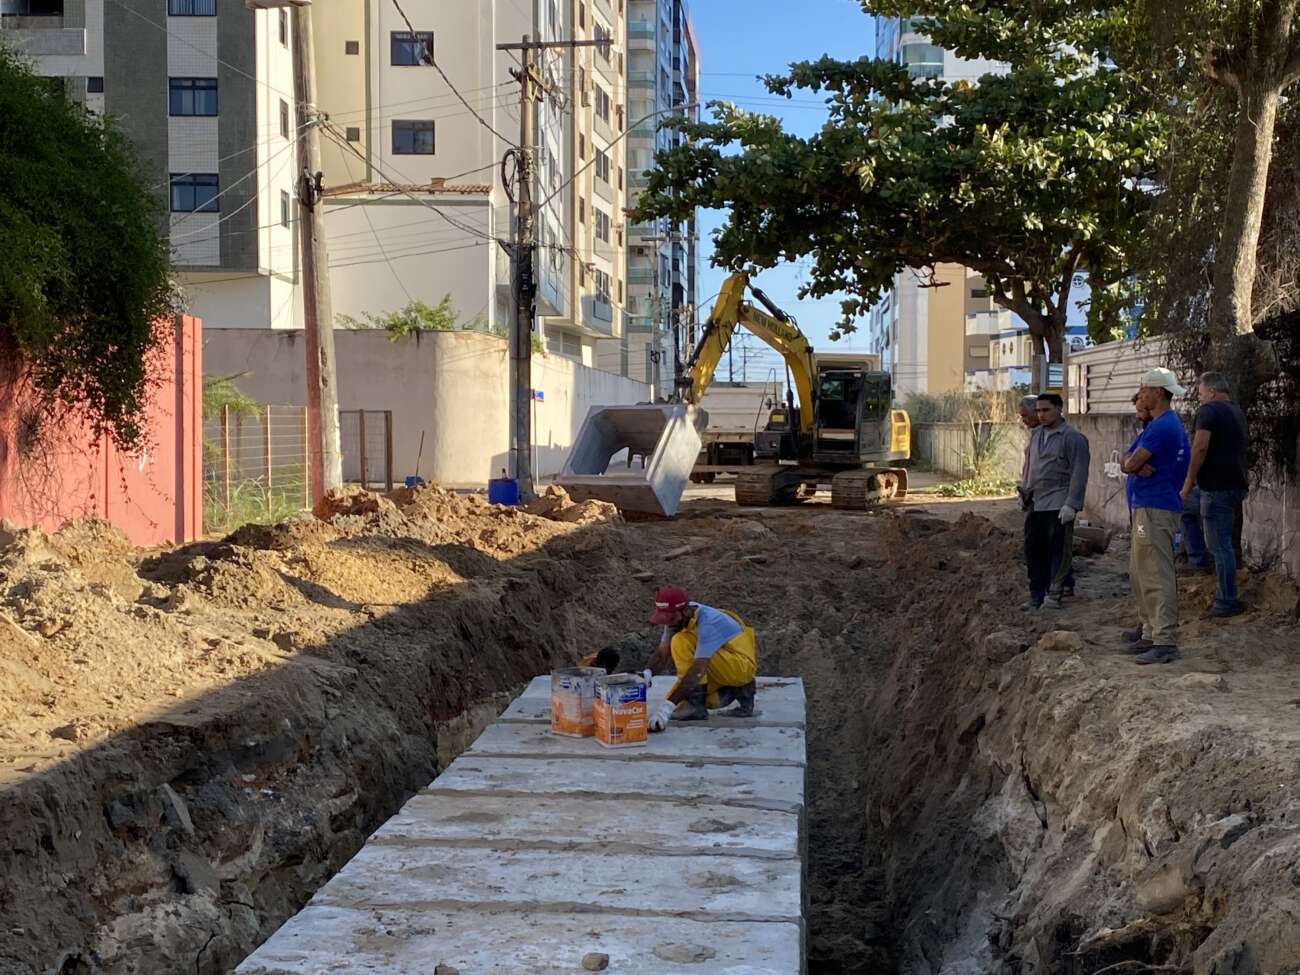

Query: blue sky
[{"left": 687, "top": 0, "right": 878, "bottom": 380}]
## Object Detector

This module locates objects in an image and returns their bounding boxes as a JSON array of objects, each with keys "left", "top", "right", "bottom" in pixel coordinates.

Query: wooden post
[
  {"left": 302, "top": 406, "right": 310, "bottom": 508},
  {"left": 264, "top": 407, "right": 273, "bottom": 518},
  {"left": 357, "top": 410, "right": 368, "bottom": 490},
  {"left": 221, "top": 403, "right": 231, "bottom": 512},
  {"left": 384, "top": 410, "right": 394, "bottom": 491}
]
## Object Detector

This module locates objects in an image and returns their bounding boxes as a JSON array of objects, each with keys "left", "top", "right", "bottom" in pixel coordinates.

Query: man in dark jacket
[{"left": 1023, "top": 393, "right": 1091, "bottom": 610}]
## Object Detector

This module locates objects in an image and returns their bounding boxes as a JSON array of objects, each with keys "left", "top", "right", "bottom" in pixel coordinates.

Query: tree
[
  {"left": 633, "top": 13, "right": 1162, "bottom": 373},
  {"left": 337, "top": 294, "right": 468, "bottom": 339},
  {"left": 1129, "top": 0, "right": 1300, "bottom": 337},
  {"left": 0, "top": 48, "right": 175, "bottom": 450}
]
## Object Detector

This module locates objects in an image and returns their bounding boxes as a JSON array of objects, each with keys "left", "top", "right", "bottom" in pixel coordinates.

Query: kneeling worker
[{"left": 645, "top": 586, "right": 758, "bottom": 732}]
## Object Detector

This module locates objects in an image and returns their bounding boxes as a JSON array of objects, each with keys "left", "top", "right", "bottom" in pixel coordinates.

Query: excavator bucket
[{"left": 555, "top": 404, "right": 707, "bottom": 517}]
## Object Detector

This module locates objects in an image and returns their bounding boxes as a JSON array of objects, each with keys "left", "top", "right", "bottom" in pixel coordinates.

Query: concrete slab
[
  {"left": 238, "top": 904, "right": 803, "bottom": 975},
  {"left": 468, "top": 720, "right": 806, "bottom": 766},
  {"left": 311, "top": 844, "right": 803, "bottom": 922},
  {"left": 371, "top": 793, "right": 801, "bottom": 859},
  {"left": 424, "top": 756, "right": 806, "bottom": 814},
  {"left": 503, "top": 676, "right": 806, "bottom": 728}
]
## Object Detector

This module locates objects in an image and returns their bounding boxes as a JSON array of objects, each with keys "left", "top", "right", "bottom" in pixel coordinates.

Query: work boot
[
  {"left": 672, "top": 686, "right": 709, "bottom": 722},
  {"left": 1134, "top": 645, "right": 1181, "bottom": 665},
  {"left": 1042, "top": 594, "right": 1064, "bottom": 610},
  {"left": 1121, "top": 626, "right": 1147, "bottom": 643},
  {"left": 1200, "top": 603, "right": 1245, "bottom": 620},
  {"left": 715, "top": 681, "right": 756, "bottom": 718}
]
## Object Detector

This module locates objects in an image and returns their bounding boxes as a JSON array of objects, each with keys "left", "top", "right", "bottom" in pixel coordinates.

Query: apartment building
[
  {"left": 3, "top": 0, "right": 299, "bottom": 329},
  {"left": 868, "top": 16, "right": 1008, "bottom": 399},
  {"left": 617, "top": 0, "right": 697, "bottom": 395}
]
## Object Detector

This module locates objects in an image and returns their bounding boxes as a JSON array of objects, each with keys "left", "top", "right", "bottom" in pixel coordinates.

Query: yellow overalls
[{"left": 668, "top": 607, "right": 758, "bottom": 708}]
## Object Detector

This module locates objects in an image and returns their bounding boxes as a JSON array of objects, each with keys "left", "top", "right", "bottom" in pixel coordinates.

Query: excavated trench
[{"left": 3, "top": 492, "right": 1299, "bottom": 975}]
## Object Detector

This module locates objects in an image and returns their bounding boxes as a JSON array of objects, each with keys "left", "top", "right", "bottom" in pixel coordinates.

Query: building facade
[
  {"left": 4, "top": 0, "right": 695, "bottom": 383},
  {"left": 617, "top": 0, "right": 697, "bottom": 395}
]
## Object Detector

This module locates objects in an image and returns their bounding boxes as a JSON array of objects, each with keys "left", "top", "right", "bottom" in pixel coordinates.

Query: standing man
[
  {"left": 1023, "top": 393, "right": 1090, "bottom": 610},
  {"left": 645, "top": 587, "right": 758, "bottom": 731},
  {"left": 1120, "top": 368, "right": 1190, "bottom": 664},
  {"left": 1181, "top": 371, "right": 1250, "bottom": 619}
]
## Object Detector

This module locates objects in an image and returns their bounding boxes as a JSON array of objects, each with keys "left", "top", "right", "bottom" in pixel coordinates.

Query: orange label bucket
[
  {"left": 593, "top": 674, "right": 648, "bottom": 749},
  {"left": 550, "top": 667, "right": 604, "bottom": 738}
]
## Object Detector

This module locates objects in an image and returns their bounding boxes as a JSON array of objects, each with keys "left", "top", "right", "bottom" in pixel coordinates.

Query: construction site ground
[{"left": 2, "top": 478, "right": 1298, "bottom": 974}]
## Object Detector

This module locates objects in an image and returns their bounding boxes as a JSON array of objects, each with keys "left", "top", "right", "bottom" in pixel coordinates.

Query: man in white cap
[{"left": 1120, "top": 367, "right": 1191, "bottom": 664}]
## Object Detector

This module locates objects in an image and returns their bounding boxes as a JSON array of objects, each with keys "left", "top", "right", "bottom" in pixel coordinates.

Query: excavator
[{"left": 556, "top": 272, "right": 911, "bottom": 516}]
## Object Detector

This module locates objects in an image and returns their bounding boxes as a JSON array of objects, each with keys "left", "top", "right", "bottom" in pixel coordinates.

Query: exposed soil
[{"left": 2, "top": 486, "right": 1298, "bottom": 975}]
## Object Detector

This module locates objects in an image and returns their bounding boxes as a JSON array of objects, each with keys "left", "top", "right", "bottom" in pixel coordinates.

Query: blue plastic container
[
  {"left": 404, "top": 475, "right": 425, "bottom": 488},
  {"left": 487, "top": 477, "right": 520, "bottom": 506}
]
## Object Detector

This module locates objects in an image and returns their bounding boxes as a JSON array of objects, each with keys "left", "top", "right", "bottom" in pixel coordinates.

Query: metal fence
[{"left": 203, "top": 406, "right": 393, "bottom": 533}]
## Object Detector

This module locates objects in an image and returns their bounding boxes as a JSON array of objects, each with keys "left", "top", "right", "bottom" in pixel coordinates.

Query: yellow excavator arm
[{"left": 682, "top": 273, "right": 818, "bottom": 433}]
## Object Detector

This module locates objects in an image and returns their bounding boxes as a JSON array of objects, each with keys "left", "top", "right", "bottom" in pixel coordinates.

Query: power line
[
  {"left": 389, "top": 0, "right": 512, "bottom": 144},
  {"left": 166, "top": 130, "right": 303, "bottom": 243}
]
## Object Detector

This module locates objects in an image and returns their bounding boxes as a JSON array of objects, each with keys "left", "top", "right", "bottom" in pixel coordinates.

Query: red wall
[{"left": 0, "top": 315, "right": 203, "bottom": 546}]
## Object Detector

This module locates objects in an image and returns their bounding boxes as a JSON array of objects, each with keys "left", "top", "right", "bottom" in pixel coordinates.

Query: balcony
[
  {"left": 628, "top": 70, "right": 654, "bottom": 89},
  {"left": 594, "top": 112, "right": 613, "bottom": 143},
  {"left": 593, "top": 176, "right": 614, "bottom": 204},
  {"left": 1, "top": 7, "right": 86, "bottom": 56},
  {"left": 581, "top": 294, "right": 615, "bottom": 335},
  {"left": 627, "top": 20, "right": 654, "bottom": 49},
  {"left": 594, "top": 238, "right": 614, "bottom": 263}
]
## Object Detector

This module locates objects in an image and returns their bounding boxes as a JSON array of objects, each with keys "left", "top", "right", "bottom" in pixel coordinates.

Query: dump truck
[
  {"left": 689, "top": 381, "right": 785, "bottom": 484},
  {"left": 556, "top": 272, "right": 911, "bottom": 516}
]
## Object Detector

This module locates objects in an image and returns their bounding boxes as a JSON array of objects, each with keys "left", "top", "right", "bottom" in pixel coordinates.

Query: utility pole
[
  {"left": 498, "top": 34, "right": 607, "bottom": 498},
  {"left": 292, "top": 3, "right": 342, "bottom": 502}
]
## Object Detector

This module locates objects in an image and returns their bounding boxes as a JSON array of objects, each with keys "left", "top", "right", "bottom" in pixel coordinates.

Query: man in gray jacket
[{"left": 1023, "top": 393, "right": 1091, "bottom": 610}]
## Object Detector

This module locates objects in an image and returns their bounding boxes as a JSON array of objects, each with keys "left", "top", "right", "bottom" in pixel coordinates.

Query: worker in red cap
[{"left": 644, "top": 586, "right": 758, "bottom": 731}]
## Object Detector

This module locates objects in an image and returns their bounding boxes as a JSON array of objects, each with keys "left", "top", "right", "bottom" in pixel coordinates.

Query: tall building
[
  {"left": 617, "top": 0, "right": 697, "bottom": 396},
  {"left": 869, "top": 17, "right": 1008, "bottom": 398},
  {"left": 3, "top": 0, "right": 300, "bottom": 330}
]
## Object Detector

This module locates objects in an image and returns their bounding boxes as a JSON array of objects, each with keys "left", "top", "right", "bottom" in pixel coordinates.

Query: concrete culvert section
[{"left": 3, "top": 484, "right": 1300, "bottom": 974}]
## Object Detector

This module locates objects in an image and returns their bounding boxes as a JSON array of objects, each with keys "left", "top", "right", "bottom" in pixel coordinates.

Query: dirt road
[{"left": 2, "top": 486, "right": 1297, "bottom": 974}]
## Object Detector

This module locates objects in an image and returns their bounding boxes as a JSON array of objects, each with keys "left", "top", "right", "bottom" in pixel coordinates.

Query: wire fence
[{"left": 203, "top": 406, "right": 394, "bottom": 533}]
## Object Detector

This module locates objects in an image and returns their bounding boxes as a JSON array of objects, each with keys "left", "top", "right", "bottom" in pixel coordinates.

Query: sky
[{"left": 686, "top": 0, "right": 879, "bottom": 383}]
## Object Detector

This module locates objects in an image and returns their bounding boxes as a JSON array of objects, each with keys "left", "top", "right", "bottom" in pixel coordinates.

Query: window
[
  {"left": 392, "top": 119, "right": 434, "bottom": 154},
  {"left": 278, "top": 9, "right": 287, "bottom": 46},
  {"left": 168, "top": 0, "right": 215, "bottom": 15},
  {"left": 595, "top": 85, "right": 610, "bottom": 122},
  {"left": 345, "top": 40, "right": 360, "bottom": 55},
  {"left": 578, "top": 198, "right": 585, "bottom": 224},
  {"left": 578, "top": 133, "right": 585, "bottom": 159},
  {"left": 280, "top": 190, "right": 291, "bottom": 228},
  {"left": 617, "top": 279, "right": 623, "bottom": 303},
  {"left": 616, "top": 104, "right": 624, "bottom": 130},
  {"left": 170, "top": 173, "right": 219, "bottom": 212},
  {"left": 578, "top": 66, "right": 585, "bottom": 99},
  {"left": 970, "top": 287, "right": 988, "bottom": 299},
  {"left": 87, "top": 76, "right": 104, "bottom": 93},
  {"left": 617, "top": 165, "right": 623, "bottom": 190},
  {"left": 578, "top": 2, "right": 585, "bottom": 28},
  {"left": 594, "top": 148, "right": 609, "bottom": 183},
  {"left": 594, "top": 208, "right": 610, "bottom": 242},
  {"left": 169, "top": 77, "right": 218, "bottom": 116},
  {"left": 345, "top": 125, "right": 361, "bottom": 142},
  {"left": 279, "top": 98, "right": 289, "bottom": 139},
  {"left": 594, "top": 269, "right": 610, "bottom": 301},
  {"left": 594, "top": 23, "right": 611, "bottom": 60},
  {"left": 391, "top": 30, "right": 433, "bottom": 65}
]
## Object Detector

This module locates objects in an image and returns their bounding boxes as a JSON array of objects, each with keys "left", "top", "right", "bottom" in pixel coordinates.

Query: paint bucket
[
  {"left": 550, "top": 667, "right": 603, "bottom": 738},
  {"left": 488, "top": 477, "right": 519, "bottom": 506},
  {"left": 593, "top": 673, "right": 648, "bottom": 749}
]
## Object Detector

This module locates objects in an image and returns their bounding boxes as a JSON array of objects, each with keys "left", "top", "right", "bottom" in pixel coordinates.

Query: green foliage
[
  {"left": 203, "top": 468, "right": 306, "bottom": 534},
  {"left": 202, "top": 374, "right": 261, "bottom": 421},
  {"left": 0, "top": 47, "right": 176, "bottom": 449},
  {"left": 932, "top": 476, "right": 1018, "bottom": 498},
  {"left": 633, "top": 6, "right": 1163, "bottom": 361},
  {"left": 338, "top": 294, "right": 477, "bottom": 339}
]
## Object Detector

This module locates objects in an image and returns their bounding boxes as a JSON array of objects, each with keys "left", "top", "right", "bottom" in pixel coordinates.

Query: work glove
[
  {"left": 643, "top": 668, "right": 653, "bottom": 688},
  {"left": 648, "top": 700, "right": 675, "bottom": 733},
  {"left": 1058, "top": 505, "right": 1076, "bottom": 525}
]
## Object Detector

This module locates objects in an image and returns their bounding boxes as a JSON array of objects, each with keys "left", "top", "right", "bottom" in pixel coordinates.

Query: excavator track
[
  {"left": 734, "top": 466, "right": 813, "bottom": 507},
  {"left": 830, "top": 468, "right": 908, "bottom": 511}
]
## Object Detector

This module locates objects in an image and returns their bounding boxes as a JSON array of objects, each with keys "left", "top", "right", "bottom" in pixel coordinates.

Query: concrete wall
[
  {"left": 913, "top": 421, "right": 1026, "bottom": 481},
  {"left": 202, "top": 328, "right": 651, "bottom": 488},
  {"left": 1072, "top": 414, "right": 1300, "bottom": 579}
]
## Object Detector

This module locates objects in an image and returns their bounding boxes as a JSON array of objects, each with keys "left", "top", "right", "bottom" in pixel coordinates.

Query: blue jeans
[
  {"left": 1201, "top": 488, "right": 1247, "bottom": 610},
  {"left": 1180, "top": 487, "right": 1210, "bottom": 568}
]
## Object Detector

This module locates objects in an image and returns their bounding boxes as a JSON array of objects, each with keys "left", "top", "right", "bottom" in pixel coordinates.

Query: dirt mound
[{"left": 523, "top": 484, "right": 622, "bottom": 526}]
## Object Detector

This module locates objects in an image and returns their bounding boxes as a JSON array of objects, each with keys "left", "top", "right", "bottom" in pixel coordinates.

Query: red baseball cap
[{"left": 650, "top": 586, "right": 690, "bottom": 625}]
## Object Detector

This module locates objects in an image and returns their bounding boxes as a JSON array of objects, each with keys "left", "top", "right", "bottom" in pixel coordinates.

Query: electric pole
[
  {"left": 292, "top": 4, "right": 342, "bottom": 502},
  {"left": 498, "top": 34, "right": 607, "bottom": 499}
]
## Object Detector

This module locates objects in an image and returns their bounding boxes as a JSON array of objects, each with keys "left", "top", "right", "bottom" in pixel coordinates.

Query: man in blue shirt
[{"left": 1120, "top": 368, "right": 1190, "bottom": 664}]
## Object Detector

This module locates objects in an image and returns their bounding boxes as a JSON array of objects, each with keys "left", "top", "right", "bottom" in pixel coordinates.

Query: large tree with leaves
[
  {"left": 633, "top": 8, "right": 1162, "bottom": 369},
  {"left": 0, "top": 47, "right": 175, "bottom": 450}
]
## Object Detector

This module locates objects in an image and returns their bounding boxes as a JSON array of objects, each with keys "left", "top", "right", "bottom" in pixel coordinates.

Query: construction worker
[
  {"left": 644, "top": 586, "right": 757, "bottom": 731},
  {"left": 580, "top": 647, "right": 620, "bottom": 673}
]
